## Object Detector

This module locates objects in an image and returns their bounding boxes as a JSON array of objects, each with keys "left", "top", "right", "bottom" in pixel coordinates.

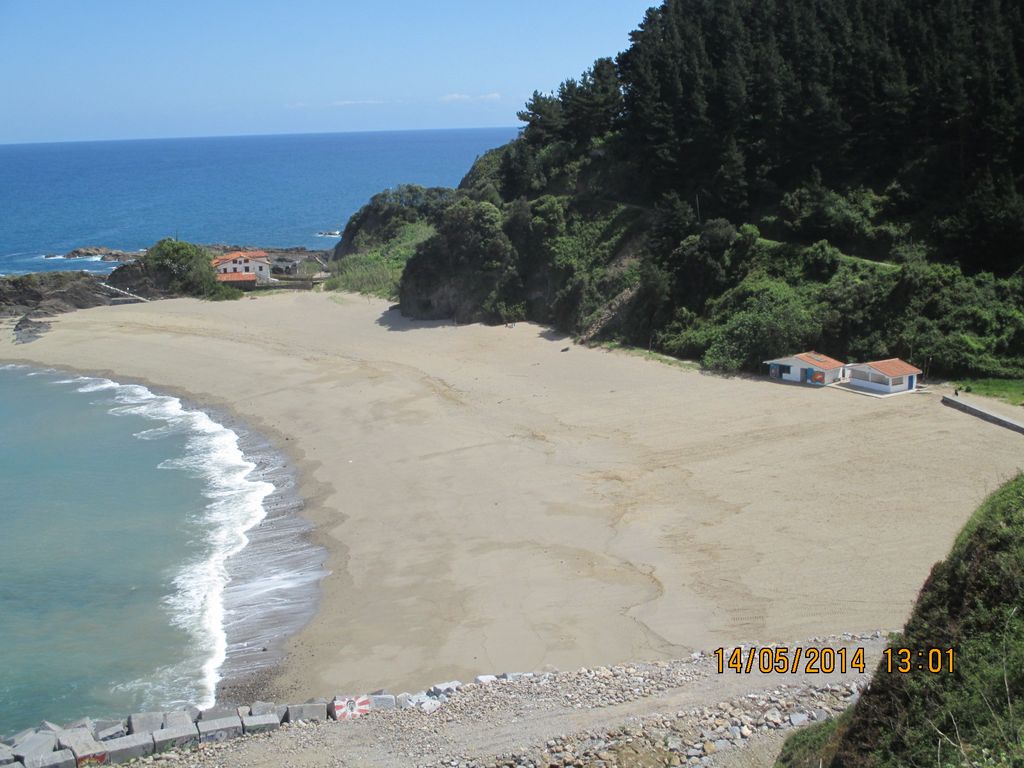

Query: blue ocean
[
  {"left": 0, "top": 128, "right": 515, "bottom": 735},
  {"left": 0, "top": 128, "right": 517, "bottom": 275}
]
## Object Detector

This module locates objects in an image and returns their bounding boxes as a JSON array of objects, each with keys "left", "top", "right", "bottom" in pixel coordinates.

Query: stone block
[
  {"left": 95, "top": 726, "right": 125, "bottom": 743},
  {"left": 0, "top": 743, "right": 16, "bottom": 765},
  {"left": 127, "top": 713, "right": 163, "bottom": 736},
  {"left": 22, "top": 750, "right": 76, "bottom": 768},
  {"left": 181, "top": 706, "right": 201, "bottom": 723},
  {"left": 395, "top": 693, "right": 413, "bottom": 709},
  {"left": 248, "top": 701, "right": 277, "bottom": 717},
  {"left": 56, "top": 729, "right": 107, "bottom": 765},
  {"left": 241, "top": 715, "right": 280, "bottom": 734},
  {"left": 235, "top": 706, "right": 251, "bottom": 718},
  {"left": 160, "top": 712, "right": 193, "bottom": 730},
  {"left": 151, "top": 725, "right": 199, "bottom": 754},
  {"left": 93, "top": 722, "right": 125, "bottom": 743},
  {"left": 6, "top": 729, "right": 35, "bottom": 747},
  {"left": 369, "top": 695, "right": 396, "bottom": 710},
  {"left": 37, "top": 723, "right": 62, "bottom": 734},
  {"left": 103, "top": 733, "right": 154, "bottom": 764},
  {"left": 197, "top": 717, "right": 242, "bottom": 744},
  {"left": 14, "top": 732, "right": 57, "bottom": 759},
  {"left": 474, "top": 674, "right": 498, "bottom": 684},
  {"left": 428, "top": 681, "right": 462, "bottom": 696},
  {"left": 273, "top": 705, "right": 288, "bottom": 723},
  {"left": 61, "top": 719, "right": 94, "bottom": 736},
  {"left": 198, "top": 707, "right": 236, "bottom": 721},
  {"left": 285, "top": 704, "right": 326, "bottom": 723},
  {"left": 419, "top": 699, "right": 442, "bottom": 714}
]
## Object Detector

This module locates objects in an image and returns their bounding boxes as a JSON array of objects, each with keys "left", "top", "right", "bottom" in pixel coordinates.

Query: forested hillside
[{"left": 334, "top": 0, "right": 1024, "bottom": 377}]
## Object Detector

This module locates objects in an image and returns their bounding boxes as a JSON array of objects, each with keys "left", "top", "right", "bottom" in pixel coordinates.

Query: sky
[{"left": 0, "top": 0, "right": 655, "bottom": 144}]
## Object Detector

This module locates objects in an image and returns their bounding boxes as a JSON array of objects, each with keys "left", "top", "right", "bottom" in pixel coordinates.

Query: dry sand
[{"left": 1, "top": 291, "right": 1020, "bottom": 701}]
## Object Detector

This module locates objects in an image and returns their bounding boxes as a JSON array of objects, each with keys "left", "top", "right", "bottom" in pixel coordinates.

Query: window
[
  {"left": 852, "top": 369, "right": 870, "bottom": 381},
  {"left": 244, "top": 266, "right": 249, "bottom": 273},
  {"left": 891, "top": 376, "right": 904, "bottom": 386},
  {"left": 232, "top": 267, "right": 237, "bottom": 273},
  {"left": 779, "top": 365, "right": 791, "bottom": 375}
]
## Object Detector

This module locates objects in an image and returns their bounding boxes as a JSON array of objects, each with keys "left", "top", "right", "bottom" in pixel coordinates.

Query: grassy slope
[
  {"left": 325, "top": 220, "right": 434, "bottom": 300},
  {"left": 954, "top": 380, "right": 1024, "bottom": 407},
  {"left": 776, "top": 474, "right": 1024, "bottom": 768}
]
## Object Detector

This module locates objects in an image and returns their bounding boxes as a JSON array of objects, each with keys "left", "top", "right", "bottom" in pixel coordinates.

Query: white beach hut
[
  {"left": 764, "top": 351, "right": 846, "bottom": 386},
  {"left": 846, "top": 358, "right": 922, "bottom": 394}
]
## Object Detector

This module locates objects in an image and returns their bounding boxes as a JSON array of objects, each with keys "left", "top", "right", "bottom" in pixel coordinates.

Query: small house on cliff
[
  {"left": 212, "top": 251, "right": 272, "bottom": 284},
  {"left": 846, "top": 358, "right": 921, "bottom": 394},
  {"left": 764, "top": 351, "right": 847, "bottom": 386}
]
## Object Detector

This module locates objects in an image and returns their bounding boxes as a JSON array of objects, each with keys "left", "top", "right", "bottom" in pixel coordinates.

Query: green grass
[
  {"left": 774, "top": 715, "right": 847, "bottom": 768},
  {"left": 327, "top": 220, "right": 434, "bottom": 300},
  {"left": 954, "top": 378, "right": 1024, "bottom": 406},
  {"left": 325, "top": 255, "right": 404, "bottom": 299}
]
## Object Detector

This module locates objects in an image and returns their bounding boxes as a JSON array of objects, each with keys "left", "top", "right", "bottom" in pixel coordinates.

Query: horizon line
[{"left": 0, "top": 125, "right": 521, "bottom": 149}]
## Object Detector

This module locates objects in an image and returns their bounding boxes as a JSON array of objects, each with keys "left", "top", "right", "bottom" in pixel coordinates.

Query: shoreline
[
  {"left": 0, "top": 360, "right": 325, "bottom": 726},
  {"left": 1, "top": 292, "right": 1021, "bottom": 710}
]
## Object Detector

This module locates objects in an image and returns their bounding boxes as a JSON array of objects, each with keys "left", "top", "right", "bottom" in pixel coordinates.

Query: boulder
[
  {"left": 474, "top": 674, "right": 498, "bottom": 684},
  {"left": 103, "top": 733, "right": 154, "bottom": 764},
  {"left": 395, "top": 693, "right": 414, "bottom": 709},
  {"left": 197, "top": 717, "right": 242, "bottom": 743},
  {"left": 790, "top": 712, "right": 809, "bottom": 727}
]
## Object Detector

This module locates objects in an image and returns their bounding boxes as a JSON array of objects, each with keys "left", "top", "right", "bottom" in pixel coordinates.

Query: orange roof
[
  {"left": 216, "top": 272, "right": 257, "bottom": 283},
  {"left": 793, "top": 351, "right": 846, "bottom": 371},
  {"left": 857, "top": 358, "right": 922, "bottom": 377},
  {"left": 212, "top": 251, "right": 269, "bottom": 266}
]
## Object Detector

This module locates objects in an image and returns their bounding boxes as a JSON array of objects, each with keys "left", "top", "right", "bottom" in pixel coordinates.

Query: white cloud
[{"left": 479, "top": 92, "right": 501, "bottom": 102}]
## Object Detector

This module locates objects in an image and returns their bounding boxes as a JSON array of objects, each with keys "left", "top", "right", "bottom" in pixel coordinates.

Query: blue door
[
  {"left": 908, "top": 374, "right": 915, "bottom": 390},
  {"left": 804, "top": 368, "right": 813, "bottom": 383}
]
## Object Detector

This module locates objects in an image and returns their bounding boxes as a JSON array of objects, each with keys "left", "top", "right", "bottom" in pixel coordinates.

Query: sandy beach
[{"left": 1, "top": 291, "right": 1020, "bottom": 702}]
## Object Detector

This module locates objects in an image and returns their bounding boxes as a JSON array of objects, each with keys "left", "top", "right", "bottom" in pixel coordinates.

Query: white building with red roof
[
  {"left": 764, "top": 351, "right": 847, "bottom": 386},
  {"left": 212, "top": 251, "right": 271, "bottom": 284},
  {"left": 846, "top": 358, "right": 922, "bottom": 394}
]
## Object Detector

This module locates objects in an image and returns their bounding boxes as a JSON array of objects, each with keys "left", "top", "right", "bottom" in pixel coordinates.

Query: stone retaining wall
[{"left": 941, "top": 395, "right": 1024, "bottom": 436}]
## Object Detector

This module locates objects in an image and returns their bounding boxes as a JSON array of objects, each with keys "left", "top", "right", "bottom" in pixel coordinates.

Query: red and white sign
[{"left": 332, "top": 696, "right": 371, "bottom": 720}]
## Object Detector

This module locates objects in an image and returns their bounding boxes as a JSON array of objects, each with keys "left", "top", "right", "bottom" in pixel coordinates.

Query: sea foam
[{"left": 57, "top": 375, "right": 279, "bottom": 708}]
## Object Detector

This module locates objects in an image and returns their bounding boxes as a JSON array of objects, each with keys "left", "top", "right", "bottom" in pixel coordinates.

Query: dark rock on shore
[
  {"left": 0, "top": 272, "right": 113, "bottom": 318},
  {"left": 46, "top": 246, "right": 141, "bottom": 263}
]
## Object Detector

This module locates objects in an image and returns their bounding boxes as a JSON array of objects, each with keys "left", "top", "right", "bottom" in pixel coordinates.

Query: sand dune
[{"left": 2, "top": 291, "right": 1020, "bottom": 700}]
